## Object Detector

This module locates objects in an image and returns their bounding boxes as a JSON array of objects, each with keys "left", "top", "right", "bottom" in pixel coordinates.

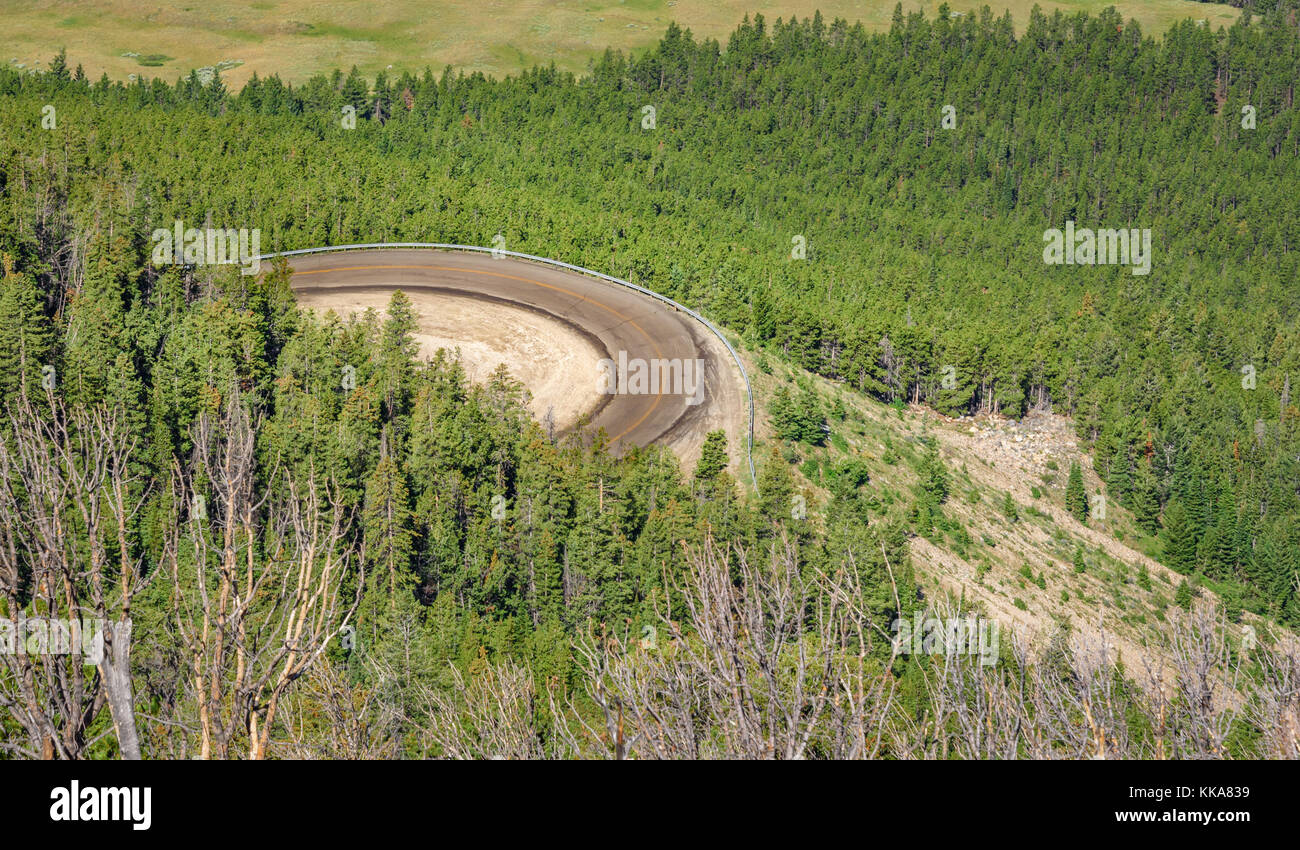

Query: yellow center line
[{"left": 293, "top": 263, "right": 668, "bottom": 443}]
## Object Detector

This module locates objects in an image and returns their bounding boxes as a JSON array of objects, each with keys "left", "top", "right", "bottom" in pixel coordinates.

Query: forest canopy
[{"left": 0, "top": 4, "right": 1298, "bottom": 759}]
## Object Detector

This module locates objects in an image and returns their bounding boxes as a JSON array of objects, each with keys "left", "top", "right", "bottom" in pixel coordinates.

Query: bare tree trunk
[{"left": 99, "top": 621, "right": 141, "bottom": 760}]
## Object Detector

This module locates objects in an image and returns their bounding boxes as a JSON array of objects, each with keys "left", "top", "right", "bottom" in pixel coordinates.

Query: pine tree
[
  {"left": 255, "top": 255, "right": 299, "bottom": 360},
  {"left": 1220, "top": 584, "right": 1243, "bottom": 623},
  {"left": 1066, "top": 462, "right": 1089, "bottom": 523},
  {"left": 1130, "top": 463, "right": 1161, "bottom": 535},
  {"left": 0, "top": 253, "right": 53, "bottom": 402},
  {"left": 1206, "top": 493, "right": 1238, "bottom": 581},
  {"left": 1161, "top": 501, "right": 1198, "bottom": 574},
  {"left": 751, "top": 289, "right": 777, "bottom": 341},
  {"left": 63, "top": 235, "right": 130, "bottom": 409},
  {"left": 50, "top": 48, "right": 70, "bottom": 82},
  {"left": 364, "top": 435, "right": 414, "bottom": 598},
  {"left": 1001, "top": 491, "right": 1018, "bottom": 522},
  {"left": 757, "top": 445, "right": 795, "bottom": 527},
  {"left": 769, "top": 385, "right": 826, "bottom": 445},
  {"left": 531, "top": 528, "right": 564, "bottom": 625},
  {"left": 918, "top": 439, "right": 949, "bottom": 504},
  {"left": 910, "top": 494, "right": 937, "bottom": 538},
  {"left": 694, "top": 430, "right": 729, "bottom": 480},
  {"left": 1104, "top": 445, "right": 1132, "bottom": 504},
  {"left": 341, "top": 65, "right": 369, "bottom": 111},
  {"left": 377, "top": 290, "right": 419, "bottom": 422}
]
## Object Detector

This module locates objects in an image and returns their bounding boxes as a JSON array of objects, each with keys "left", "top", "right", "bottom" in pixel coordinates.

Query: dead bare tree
[
  {"left": 307, "top": 540, "right": 1298, "bottom": 761},
  {"left": 400, "top": 657, "right": 560, "bottom": 760},
  {"left": 1140, "top": 603, "right": 1246, "bottom": 759},
  {"left": 1245, "top": 632, "right": 1300, "bottom": 760},
  {"left": 888, "top": 600, "right": 1035, "bottom": 760},
  {"left": 887, "top": 599, "right": 1287, "bottom": 760},
  {"left": 273, "top": 660, "right": 400, "bottom": 760},
  {"left": 553, "top": 533, "right": 900, "bottom": 759},
  {"left": 160, "top": 389, "right": 363, "bottom": 759},
  {"left": 0, "top": 389, "right": 148, "bottom": 759}
]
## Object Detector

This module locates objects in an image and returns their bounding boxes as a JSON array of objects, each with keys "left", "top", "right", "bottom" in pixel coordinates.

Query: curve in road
[{"left": 284, "top": 248, "right": 750, "bottom": 482}]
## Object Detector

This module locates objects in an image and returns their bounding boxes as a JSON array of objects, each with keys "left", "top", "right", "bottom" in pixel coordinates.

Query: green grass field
[{"left": 3, "top": 0, "right": 1242, "bottom": 86}]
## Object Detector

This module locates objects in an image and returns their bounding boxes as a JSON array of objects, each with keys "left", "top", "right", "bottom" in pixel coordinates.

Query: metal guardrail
[{"left": 255, "top": 243, "right": 758, "bottom": 493}]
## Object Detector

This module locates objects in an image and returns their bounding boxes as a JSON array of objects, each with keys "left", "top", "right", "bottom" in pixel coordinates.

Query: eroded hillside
[{"left": 743, "top": 344, "right": 1286, "bottom": 674}]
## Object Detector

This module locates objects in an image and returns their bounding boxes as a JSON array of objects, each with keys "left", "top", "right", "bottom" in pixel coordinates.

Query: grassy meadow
[{"left": 3, "top": 0, "right": 1242, "bottom": 87}]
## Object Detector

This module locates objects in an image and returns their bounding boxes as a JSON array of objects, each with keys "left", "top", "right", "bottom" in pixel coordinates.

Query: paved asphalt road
[{"left": 288, "top": 248, "right": 728, "bottom": 453}]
